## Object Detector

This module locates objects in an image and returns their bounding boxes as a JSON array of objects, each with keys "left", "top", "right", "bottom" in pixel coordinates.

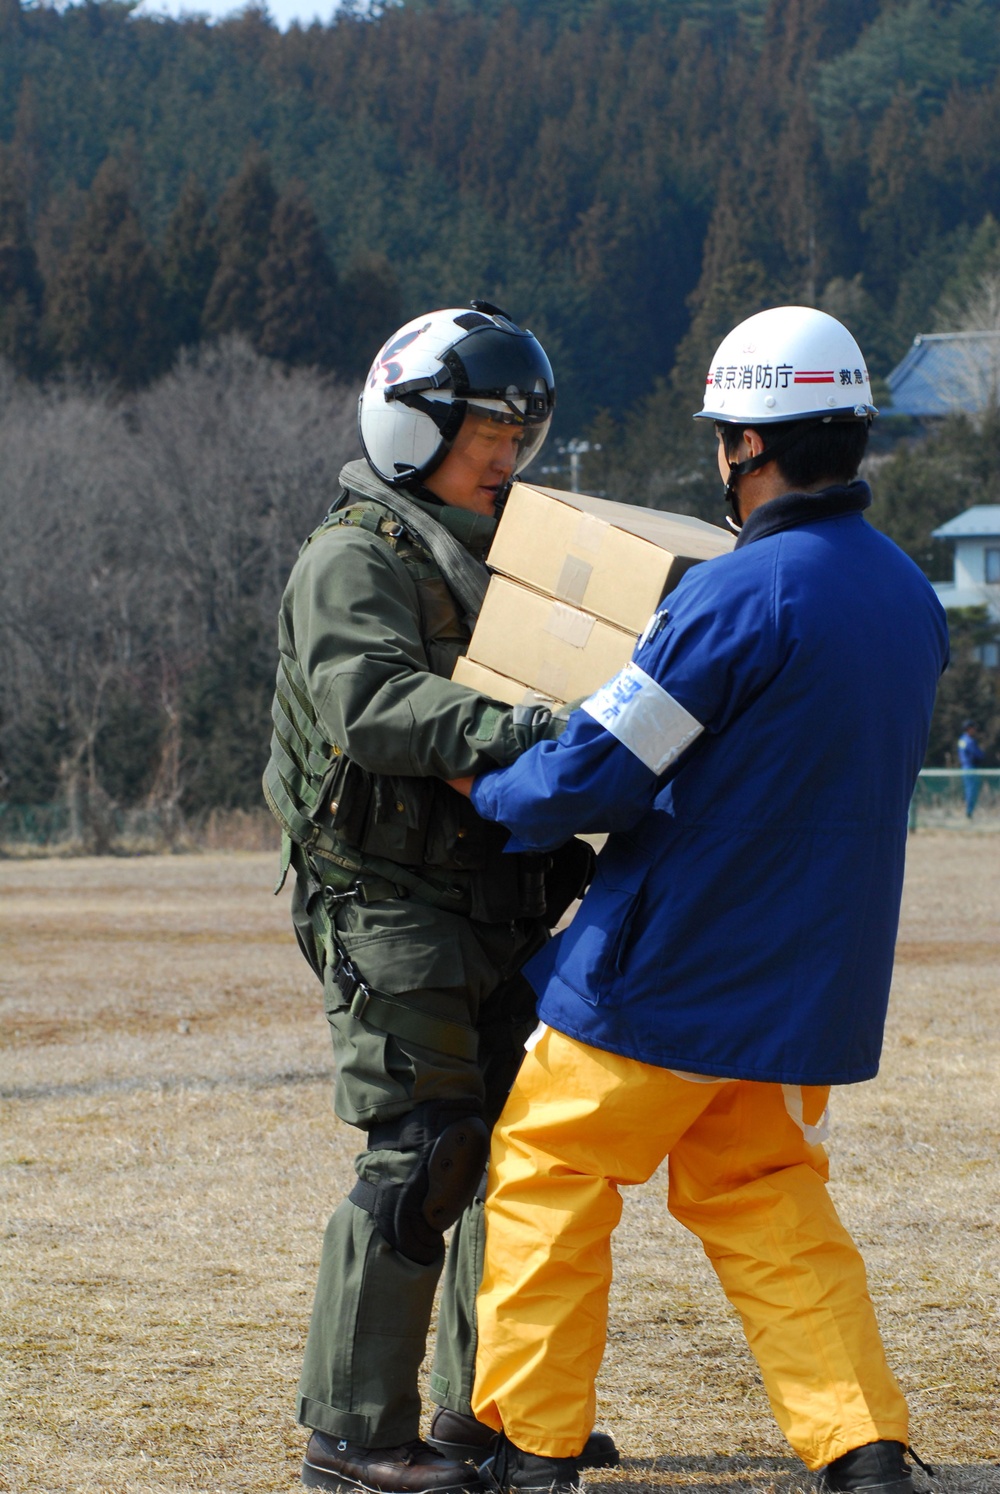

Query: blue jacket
[
  {"left": 472, "top": 485, "right": 949, "bottom": 1085},
  {"left": 957, "top": 732, "right": 984, "bottom": 769}
]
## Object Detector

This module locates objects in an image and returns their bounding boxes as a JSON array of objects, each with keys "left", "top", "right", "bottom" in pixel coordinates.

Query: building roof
[
  {"left": 931, "top": 505, "right": 1000, "bottom": 540},
  {"left": 883, "top": 331, "right": 1000, "bottom": 417}
]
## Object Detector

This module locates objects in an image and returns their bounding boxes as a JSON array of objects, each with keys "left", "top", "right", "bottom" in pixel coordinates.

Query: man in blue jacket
[
  {"left": 450, "top": 308, "right": 949, "bottom": 1494},
  {"left": 957, "top": 720, "right": 985, "bottom": 817}
]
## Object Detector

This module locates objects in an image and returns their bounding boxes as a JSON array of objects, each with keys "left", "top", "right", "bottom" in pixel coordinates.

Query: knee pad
[{"left": 349, "top": 1101, "right": 489, "bottom": 1266}]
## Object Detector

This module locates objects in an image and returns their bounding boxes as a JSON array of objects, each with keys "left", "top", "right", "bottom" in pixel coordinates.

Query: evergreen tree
[
  {"left": 2, "top": 0, "right": 1000, "bottom": 450},
  {"left": 0, "top": 149, "right": 47, "bottom": 379},
  {"left": 767, "top": 88, "right": 831, "bottom": 304},
  {"left": 9, "top": 79, "right": 45, "bottom": 222},
  {"left": 46, "top": 158, "right": 169, "bottom": 388},
  {"left": 672, "top": 250, "right": 774, "bottom": 410},
  {"left": 818, "top": 272, "right": 895, "bottom": 378},
  {"left": 336, "top": 251, "right": 402, "bottom": 378},
  {"left": 923, "top": 73, "right": 1000, "bottom": 232},
  {"left": 202, "top": 151, "right": 276, "bottom": 340},
  {"left": 161, "top": 174, "right": 217, "bottom": 352},
  {"left": 932, "top": 215, "right": 1000, "bottom": 332},
  {"left": 862, "top": 89, "right": 934, "bottom": 302},
  {"left": 256, "top": 184, "right": 338, "bottom": 368}
]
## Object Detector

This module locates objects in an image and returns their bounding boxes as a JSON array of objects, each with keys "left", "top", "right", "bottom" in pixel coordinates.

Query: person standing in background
[{"left": 957, "top": 720, "right": 985, "bottom": 818}]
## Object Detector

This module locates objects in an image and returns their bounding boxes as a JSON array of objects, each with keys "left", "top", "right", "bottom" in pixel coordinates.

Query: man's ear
[{"left": 743, "top": 428, "right": 766, "bottom": 460}]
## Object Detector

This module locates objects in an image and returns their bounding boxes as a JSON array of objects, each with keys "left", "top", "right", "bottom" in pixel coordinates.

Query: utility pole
[
  {"left": 563, "top": 438, "right": 599, "bottom": 493},
  {"left": 538, "top": 438, "right": 602, "bottom": 493}
]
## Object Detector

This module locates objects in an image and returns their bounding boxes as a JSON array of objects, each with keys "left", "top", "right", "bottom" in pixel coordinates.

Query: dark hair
[{"left": 717, "top": 418, "right": 869, "bottom": 488}]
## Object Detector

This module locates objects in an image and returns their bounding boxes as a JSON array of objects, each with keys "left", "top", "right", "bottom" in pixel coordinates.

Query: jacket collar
[
  {"left": 340, "top": 459, "right": 497, "bottom": 559},
  {"left": 404, "top": 489, "right": 497, "bottom": 558},
  {"left": 734, "top": 480, "right": 872, "bottom": 550}
]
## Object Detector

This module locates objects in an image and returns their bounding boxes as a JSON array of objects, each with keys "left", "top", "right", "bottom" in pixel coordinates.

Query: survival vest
[{"left": 263, "top": 484, "right": 548, "bottom": 925}]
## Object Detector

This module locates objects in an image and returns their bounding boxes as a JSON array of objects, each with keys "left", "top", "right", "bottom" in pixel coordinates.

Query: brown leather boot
[
  {"left": 301, "top": 1431, "right": 481, "bottom": 1493},
  {"left": 427, "top": 1408, "right": 619, "bottom": 1471}
]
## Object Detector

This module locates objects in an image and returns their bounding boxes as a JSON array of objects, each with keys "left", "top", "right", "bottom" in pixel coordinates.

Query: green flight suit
[{"left": 265, "top": 460, "right": 557, "bottom": 1448}]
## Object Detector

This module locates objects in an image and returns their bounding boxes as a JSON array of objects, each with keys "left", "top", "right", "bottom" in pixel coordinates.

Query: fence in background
[
  {"left": 908, "top": 769, "right": 1000, "bottom": 830},
  {"left": 0, "top": 803, "right": 277, "bottom": 853},
  {"left": 0, "top": 802, "right": 71, "bottom": 845},
  {"left": 2, "top": 775, "right": 998, "bottom": 850}
]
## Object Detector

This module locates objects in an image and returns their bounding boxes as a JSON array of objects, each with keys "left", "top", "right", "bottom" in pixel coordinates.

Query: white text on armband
[{"left": 581, "top": 661, "right": 703, "bottom": 774}]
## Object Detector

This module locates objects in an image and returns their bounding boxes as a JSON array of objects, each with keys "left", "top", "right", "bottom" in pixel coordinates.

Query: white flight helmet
[
  {"left": 359, "top": 301, "right": 555, "bottom": 488},
  {"left": 695, "top": 305, "right": 877, "bottom": 426}
]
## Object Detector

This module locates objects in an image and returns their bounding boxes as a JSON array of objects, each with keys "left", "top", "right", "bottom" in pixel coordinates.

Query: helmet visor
[
  {"left": 446, "top": 325, "right": 555, "bottom": 416},
  {"left": 462, "top": 400, "right": 553, "bottom": 474}
]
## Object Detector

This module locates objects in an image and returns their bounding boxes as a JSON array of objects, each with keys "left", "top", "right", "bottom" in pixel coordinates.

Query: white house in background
[{"left": 931, "top": 505, "right": 1000, "bottom": 665}]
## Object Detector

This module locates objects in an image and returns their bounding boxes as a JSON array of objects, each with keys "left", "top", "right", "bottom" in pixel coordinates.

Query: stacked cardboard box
[{"left": 452, "top": 481, "right": 733, "bottom": 704}]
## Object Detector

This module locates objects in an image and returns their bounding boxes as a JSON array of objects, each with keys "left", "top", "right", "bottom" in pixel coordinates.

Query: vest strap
[
  {"left": 339, "top": 460, "right": 489, "bottom": 625},
  {"left": 330, "top": 935, "right": 478, "bottom": 1061}
]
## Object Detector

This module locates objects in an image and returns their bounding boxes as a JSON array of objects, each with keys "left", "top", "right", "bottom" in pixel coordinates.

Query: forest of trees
[
  {"left": 0, "top": 341, "right": 357, "bottom": 843},
  {"left": 1, "top": 0, "right": 999, "bottom": 841}
]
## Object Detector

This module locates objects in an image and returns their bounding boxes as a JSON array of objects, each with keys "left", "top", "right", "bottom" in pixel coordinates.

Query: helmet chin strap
[
  {"left": 724, "top": 468, "right": 744, "bottom": 530},
  {"left": 722, "top": 418, "right": 830, "bottom": 529}
]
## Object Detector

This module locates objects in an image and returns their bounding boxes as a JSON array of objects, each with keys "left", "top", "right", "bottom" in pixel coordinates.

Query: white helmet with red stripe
[{"left": 694, "top": 305, "right": 876, "bottom": 425}]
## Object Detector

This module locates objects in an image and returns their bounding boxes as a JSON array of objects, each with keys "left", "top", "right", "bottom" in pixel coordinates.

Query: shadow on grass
[
  {"left": 587, "top": 1457, "right": 998, "bottom": 1493},
  {"left": 587, "top": 1454, "right": 809, "bottom": 1492}
]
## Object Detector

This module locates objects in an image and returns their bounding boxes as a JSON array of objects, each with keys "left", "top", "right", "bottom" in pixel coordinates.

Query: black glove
[
  {"left": 511, "top": 703, "right": 554, "bottom": 752},
  {"left": 511, "top": 699, "right": 581, "bottom": 752}
]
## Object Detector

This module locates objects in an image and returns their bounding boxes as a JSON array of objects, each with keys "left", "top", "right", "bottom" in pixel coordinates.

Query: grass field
[{"left": 2, "top": 835, "right": 998, "bottom": 1494}]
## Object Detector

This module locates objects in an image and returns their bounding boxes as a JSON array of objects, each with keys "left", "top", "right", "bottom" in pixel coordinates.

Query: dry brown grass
[{"left": 1, "top": 837, "right": 998, "bottom": 1493}]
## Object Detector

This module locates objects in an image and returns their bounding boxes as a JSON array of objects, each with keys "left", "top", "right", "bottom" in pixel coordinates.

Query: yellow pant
[{"left": 472, "top": 1028, "right": 907, "bottom": 1471}]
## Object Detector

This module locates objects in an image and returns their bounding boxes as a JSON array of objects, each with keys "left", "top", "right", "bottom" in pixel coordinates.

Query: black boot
[
  {"left": 817, "top": 1441, "right": 918, "bottom": 1494},
  {"left": 428, "top": 1408, "right": 618, "bottom": 1470},
  {"left": 480, "top": 1432, "right": 580, "bottom": 1494},
  {"left": 301, "top": 1432, "right": 481, "bottom": 1494}
]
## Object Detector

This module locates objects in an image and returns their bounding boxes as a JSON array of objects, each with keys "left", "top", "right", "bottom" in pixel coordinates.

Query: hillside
[
  {"left": 2, "top": 0, "right": 1000, "bottom": 821},
  {"left": 3, "top": 0, "right": 1000, "bottom": 430}
]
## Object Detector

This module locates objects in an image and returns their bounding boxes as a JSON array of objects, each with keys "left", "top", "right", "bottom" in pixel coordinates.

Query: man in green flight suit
[{"left": 263, "top": 303, "right": 611, "bottom": 1494}]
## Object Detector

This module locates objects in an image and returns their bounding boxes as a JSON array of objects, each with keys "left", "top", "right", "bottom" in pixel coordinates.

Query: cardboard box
[
  {"left": 452, "top": 656, "right": 561, "bottom": 708},
  {"left": 486, "top": 482, "right": 733, "bottom": 634},
  {"left": 465, "top": 576, "right": 635, "bottom": 704}
]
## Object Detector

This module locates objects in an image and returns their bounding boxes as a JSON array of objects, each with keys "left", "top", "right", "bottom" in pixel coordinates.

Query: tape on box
[
  {"left": 544, "top": 602, "right": 595, "bottom": 649},
  {"left": 554, "top": 554, "right": 594, "bottom": 606}
]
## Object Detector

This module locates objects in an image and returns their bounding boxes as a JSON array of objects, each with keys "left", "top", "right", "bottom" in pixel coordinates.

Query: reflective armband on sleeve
[{"left": 581, "top": 661, "right": 703, "bottom": 774}]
